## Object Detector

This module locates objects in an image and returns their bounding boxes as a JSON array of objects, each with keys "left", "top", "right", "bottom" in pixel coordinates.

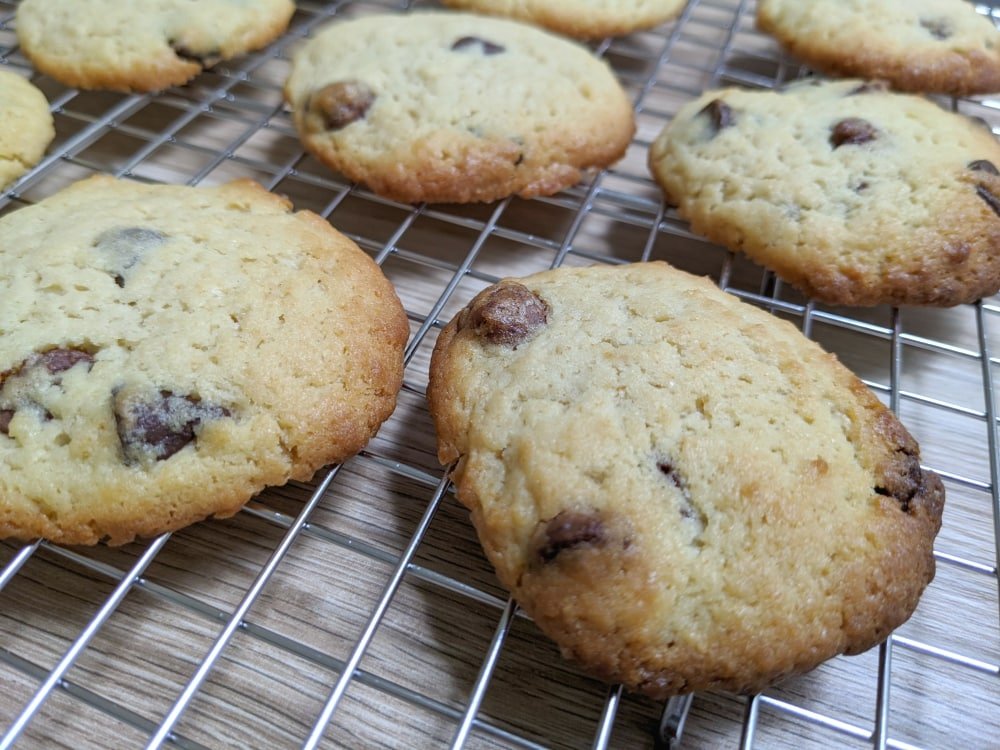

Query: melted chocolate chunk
[
  {"left": 657, "top": 459, "right": 704, "bottom": 529},
  {"left": 847, "top": 81, "right": 889, "bottom": 95},
  {"left": 307, "top": 81, "right": 376, "bottom": 132},
  {"left": 657, "top": 461, "right": 682, "bottom": 488},
  {"left": 37, "top": 348, "right": 94, "bottom": 374},
  {"left": 536, "top": 510, "right": 605, "bottom": 563},
  {"left": 969, "top": 159, "right": 1000, "bottom": 175},
  {"left": 976, "top": 185, "right": 1000, "bottom": 218},
  {"left": 830, "top": 118, "right": 877, "bottom": 148},
  {"left": 94, "top": 226, "right": 167, "bottom": 287},
  {"left": 451, "top": 36, "right": 506, "bottom": 55},
  {"left": 871, "top": 413, "right": 924, "bottom": 513},
  {"left": 459, "top": 283, "right": 548, "bottom": 347},
  {"left": 170, "top": 41, "right": 222, "bottom": 68},
  {"left": 114, "top": 388, "right": 229, "bottom": 464},
  {"left": 0, "top": 348, "right": 95, "bottom": 434},
  {"left": 698, "top": 99, "right": 733, "bottom": 134},
  {"left": 1, "top": 348, "right": 94, "bottom": 388},
  {"left": 874, "top": 450, "right": 924, "bottom": 513},
  {"left": 920, "top": 18, "right": 952, "bottom": 40}
]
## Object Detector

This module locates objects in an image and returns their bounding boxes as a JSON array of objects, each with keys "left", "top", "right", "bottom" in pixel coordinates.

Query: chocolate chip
[
  {"left": 830, "top": 118, "right": 877, "bottom": 148},
  {"left": 853, "top": 180, "right": 870, "bottom": 193},
  {"left": 698, "top": 99, "right": 733, "bottom": 134},
  {"left": 536, "top": 510, "right": 605, "bottom": 563},
  {"left": 657, "top": 459, "right": 705, "bottom": 531},
  {"left": 451, "top": 36, "right": 505, "bottom": 55},
  {"left": 94, "top": 227, "right": 167, "bottom": 287},
  {"left": 459, "top": 283, "right": 548, "bottom": 347},
  {"left": 976, "top": 185, "right": 1000, "bottom": 218},
  {"left": 1, "top": 348, "right": 95, "bottom": 388},
  {"left": 37, "top": 348, "right": 95, "bottom": 375},
  {"left": 657, "top": 461, "right": 682, "bottom": 488},
  {"left": 306, "top": 81, "right": 376, "bottom": 133},
  {"left": 871, "top": 414, "right": 928, "bottom": 513},
  {"left": 874, "top": 450, "right": 924, "bottom": 513},
  {"left": 969, "top": 160, "right": 1000, "bottom": 175},
  {"left": 170, "top": 41, "right": 222, "bottom": 68},
  {"left": 847, "top": 81, "right": 889, "bottom": 95},
  {"left": 0, "top": 348, "right": 95, "bottom": 433},
  {"left": 114, "top": 388, "right": 229, "bottom": 464},
  {"left": 920, "top": 18, "right": 952, "bottom": 40}
]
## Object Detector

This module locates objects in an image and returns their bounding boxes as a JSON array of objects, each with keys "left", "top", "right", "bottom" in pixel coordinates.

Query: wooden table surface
[{"left": 0, "top": 0, "right": 998, "bottom": 748}]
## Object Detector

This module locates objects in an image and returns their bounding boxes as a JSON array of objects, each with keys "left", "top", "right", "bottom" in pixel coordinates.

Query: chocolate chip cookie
[
  {"left": 284, "top": 12, "right": 635, "bottom": 204},
  {"left": 439, "top": 0, "right": 687, "bottom": 39},
  {"left": 428, "top": 262, "right": 944, "bottom": 698},
  {"left": 16, "top": 0, "right": 295, "bottom": 92},
  {"left": 0, "top": 70, "right": 54, "bottom": 189},
  {"left": 757, "top": 0, "right": 1000, "bottom": 95},
  {"left": 0, "top": 176, "right": 408, "bottom": 545},
  {"left": 649, "top": 79, "right": 1000, "bottom": 306}
]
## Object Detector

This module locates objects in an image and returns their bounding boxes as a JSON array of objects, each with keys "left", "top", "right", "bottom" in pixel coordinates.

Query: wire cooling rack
[{"left": 1, "top": 0, "right": 999, "bottom": 747}]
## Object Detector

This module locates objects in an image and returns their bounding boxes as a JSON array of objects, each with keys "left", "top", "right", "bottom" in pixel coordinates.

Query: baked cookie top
[
  {"left": 16, "top": 0, "right": 295, "bottom": 92},
  {"left": 0, "top": 70, "right": 54, "bottom": 189},
  {"left": 284, "top": 12, "right": 635, "bottom": 204},
  {"left": 648, "top": 79, "right": 1000, "bottom": 307},
  {"left": 428, "top": 262, "right": 944, "bottom": 698},
  {"left": 0, "top": 176, "right": 408, "bottom": 546},
  {"left": 439, "top": 0, "right": 687, "bottom": 39},
  {"left": 758, "top": 0, "right": 1000, "bottom": 96}
]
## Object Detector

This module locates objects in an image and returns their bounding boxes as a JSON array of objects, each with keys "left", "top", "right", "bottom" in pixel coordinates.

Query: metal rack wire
[{"left": 0, "top": 0, "right": 998, "bottom": 747}]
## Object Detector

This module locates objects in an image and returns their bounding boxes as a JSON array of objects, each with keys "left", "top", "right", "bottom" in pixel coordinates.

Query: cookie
[
  {"left": 428, "top": 262, "right": 944, "bottom": 698},
  {"left": 648, "top": 79, "right": 1000, "bottom": 307},
  {"left": 284, "top": 12, "right": 635, "bottom": 204},
  {"left": 757, "top": 0, "right": 1000, "bottom": 96},
  {"left": 0, "top": 176, "right": 408, "bottom": 546},
  {"left": 0, "top": 70, "right": 54, "bottom": 189},
  {"left": 16, "top": 0, "right": 295, "bottom": 92},
  {"left": 439, "top": 0, "right": 687, "bottom": 39}
]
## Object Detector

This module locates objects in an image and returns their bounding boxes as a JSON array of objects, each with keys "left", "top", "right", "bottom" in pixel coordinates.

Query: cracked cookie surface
[
  {"left": 0, "top": 176, "right": 407, "bottom": 545},
  {"left": 428, "top": 262, "right": 944, "bottom": 698},
  {"left": 16, "top": 0, "right": 294, "bottom": 92},
  {"left": 0, "top": 70, "right": 54, "bottom": 189},
  {"left": 284, "top": 11, "right": 635, "bottom": 204},
  {"left": 439, "top": 0, "right": 686, "bottom": 39},
  {"left": 758, "top": 0, "right": 1000, "bottom": 95},
  {"left": 649, "top": 79, "right": 1000, "bottom": 307}
]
